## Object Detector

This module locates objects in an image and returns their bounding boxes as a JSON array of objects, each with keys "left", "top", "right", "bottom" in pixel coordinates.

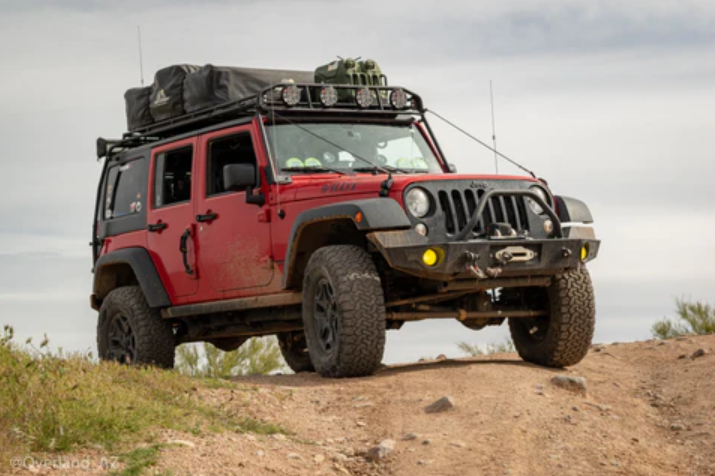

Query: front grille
[{"left": 438, "top": 189, "right": 529, "bottom": 236}]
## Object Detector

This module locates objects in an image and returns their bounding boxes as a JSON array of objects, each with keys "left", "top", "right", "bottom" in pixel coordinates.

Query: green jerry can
[
  {"left": 315, "top": 58, "right": 387, "bottom": 86},
  {"left": 314, "top": 58, "right": 388, "bottom": 104}
]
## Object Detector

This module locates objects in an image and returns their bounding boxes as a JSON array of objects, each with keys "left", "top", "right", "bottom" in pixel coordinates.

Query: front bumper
[{"left": 367, "top": 228, "right": 600, "bottom": 281}]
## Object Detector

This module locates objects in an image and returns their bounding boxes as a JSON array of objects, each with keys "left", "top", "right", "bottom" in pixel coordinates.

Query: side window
[
  {"left": 207, "top": 133, "right": 257, "bottom": 196},
  {"left": 104, "top": 158, "right": 145, "bottom": 220},
  {"left": 154, "top": 146, "right": 194, "bottom": 207}
]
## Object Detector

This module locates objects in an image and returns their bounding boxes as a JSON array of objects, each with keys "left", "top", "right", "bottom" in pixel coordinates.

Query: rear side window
[
  {"left": 104, "top": 158, "right": 145, "bottom": 220},
  {"left": 154, "top": 146, "right": 194, "bottom": 207}
]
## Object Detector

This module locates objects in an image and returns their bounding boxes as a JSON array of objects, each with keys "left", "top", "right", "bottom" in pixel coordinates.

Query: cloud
[{"left": 0, "top": 0, "right": 713, "bottom": 359}]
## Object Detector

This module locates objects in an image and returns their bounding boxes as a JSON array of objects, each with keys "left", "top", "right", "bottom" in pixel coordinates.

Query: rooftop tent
[
  {"left": 149, "top": 64, "right": 200, "bottom": 121},
  {"left": 183, "top": 65, "right": 314, "bottom": 113},
  {"left": 124, "top": 86, "right": 153, "bottom": 131}
]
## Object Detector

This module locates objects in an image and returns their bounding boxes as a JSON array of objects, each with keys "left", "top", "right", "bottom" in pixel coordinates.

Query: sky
[{"left": 0, "top": 0, "right": 713, "bottom": 364}]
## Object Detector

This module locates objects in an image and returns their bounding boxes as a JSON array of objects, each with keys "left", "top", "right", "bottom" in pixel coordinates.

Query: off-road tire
[
  {"left": 509, "top": 267, "right": 595, "bottom": 367},
  {"left": 97, "top": 286, "right": 175, "bottom": 368},
  {"left": 277, "top": 332, "right": 314, "bottom": 373},
  {"left": 302, "top": 245, "right": 386, "bottom": 378}
]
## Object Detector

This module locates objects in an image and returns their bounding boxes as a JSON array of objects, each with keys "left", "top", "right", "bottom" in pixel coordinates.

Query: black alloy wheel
[
  {"left": 107, "top": 313, "right": 137, "bottom": 364},
  {"left": 314, "top": 278, "right": 339, "bottom": 354},
  {"left": 97, "top": 286, "right": 176, "bottom": 368}
]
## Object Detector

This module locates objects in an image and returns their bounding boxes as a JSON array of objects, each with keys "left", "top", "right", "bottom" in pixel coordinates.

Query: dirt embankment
[
  {"left": 150, "top": 335, "right": 714, "bottom": 476},
  {"left": 16, "top": 336, "right": 715, "bottom": 476}
]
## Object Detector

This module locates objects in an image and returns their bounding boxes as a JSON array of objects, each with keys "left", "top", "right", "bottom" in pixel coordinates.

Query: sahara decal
[{"left": 322, "top": 182, "right": 357, "bottom": 193}]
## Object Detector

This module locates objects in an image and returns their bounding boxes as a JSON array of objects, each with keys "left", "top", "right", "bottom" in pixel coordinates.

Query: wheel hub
[
  {"left": 314, "top": 278, "right": 339, "bottom": 354},
  {"left": 108, "top": 313, "right": 136, "bottom": 364}
]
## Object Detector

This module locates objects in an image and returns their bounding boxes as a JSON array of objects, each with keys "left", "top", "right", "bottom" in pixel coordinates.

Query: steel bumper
[{"left": 367, "top": 228, "right": 600, "bottom": 281}]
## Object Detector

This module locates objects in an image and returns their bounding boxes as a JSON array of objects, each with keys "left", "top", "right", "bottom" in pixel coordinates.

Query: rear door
[
  {"left": 195, "top": 124, "right": 274, "bottom": 297},
  {"left": 146, "top": 138, "right": 199, "bottom": 301}
]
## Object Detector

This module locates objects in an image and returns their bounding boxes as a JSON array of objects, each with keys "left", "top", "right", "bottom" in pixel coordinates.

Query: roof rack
[{"left": 98, "top": 84, "right": 423, "bottom": 159}]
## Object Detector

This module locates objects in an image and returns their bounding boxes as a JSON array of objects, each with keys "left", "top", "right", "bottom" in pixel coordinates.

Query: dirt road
[{"left": 142, "top": 335, "right": 714, "bottom": 476}]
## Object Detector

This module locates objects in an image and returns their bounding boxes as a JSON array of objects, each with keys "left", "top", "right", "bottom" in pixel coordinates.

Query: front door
[
  {"left": 195, "top": 125, "right": 274, "bottom": 296},
  {"left": 147, "top": 138, "right": 199, "bottom": 301}
]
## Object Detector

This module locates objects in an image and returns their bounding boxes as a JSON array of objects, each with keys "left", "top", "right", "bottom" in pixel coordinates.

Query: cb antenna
[
  {"left": 490, "top": 80, "right": 498, "bottom": 174},
  {"left": 137, "top": 26, "right": 145, "bottom": 86}
]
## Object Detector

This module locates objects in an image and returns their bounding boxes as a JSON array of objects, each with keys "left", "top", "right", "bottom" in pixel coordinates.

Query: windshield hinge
[{"left": 379, "top": 172, "right": 394, "bottom": 197}]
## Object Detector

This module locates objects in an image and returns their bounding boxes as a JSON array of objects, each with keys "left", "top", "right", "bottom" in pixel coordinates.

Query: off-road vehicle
[{"left": 92, "top": 59, "right": 599, "bottom": 377}]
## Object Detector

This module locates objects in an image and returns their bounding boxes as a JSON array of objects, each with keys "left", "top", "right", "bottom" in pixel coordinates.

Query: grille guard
[{"left": 454, "top": 189, "right": 562, "bottom": 241}]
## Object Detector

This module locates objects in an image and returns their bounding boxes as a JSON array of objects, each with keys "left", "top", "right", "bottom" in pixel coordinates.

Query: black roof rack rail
[{"left": 109, "top": 84, "right": 424, "bottom": 154}]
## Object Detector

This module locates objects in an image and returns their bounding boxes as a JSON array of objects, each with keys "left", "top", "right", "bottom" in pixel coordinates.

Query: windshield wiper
[
  {"left": 281, "top": 166, "right": 348, "bottom": 175},
  {"left": 352, "top": 166, "right": 427, "bottom": 174}
]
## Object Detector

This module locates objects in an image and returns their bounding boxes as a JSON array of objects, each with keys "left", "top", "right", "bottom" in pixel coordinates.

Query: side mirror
[
  {"left": 223, "top": 164, "right": 256, "bottom": 191},
  {"left": 448, "top": 163, "right": 458, "bottom": 173}
]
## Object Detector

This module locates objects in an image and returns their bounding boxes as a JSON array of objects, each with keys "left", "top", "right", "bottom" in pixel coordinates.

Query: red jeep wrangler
[{"left": 92, "top": 62, "right": 599, "bottom": 378}]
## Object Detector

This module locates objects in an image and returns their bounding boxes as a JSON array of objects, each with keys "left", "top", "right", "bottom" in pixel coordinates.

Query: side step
[{"left": 161, "top": 292, "right": 302, "bottom": 319}]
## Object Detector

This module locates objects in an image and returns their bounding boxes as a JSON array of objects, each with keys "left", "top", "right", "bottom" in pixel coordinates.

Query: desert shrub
[
  {"left": 175, "top": 337, "right": 284, "bottom": 378},
  {"left": 457, "top": 339, "right": 516, "bottom": 357},
  {"left": 652, "top": 298, "right": 715, "bottom": 339}
]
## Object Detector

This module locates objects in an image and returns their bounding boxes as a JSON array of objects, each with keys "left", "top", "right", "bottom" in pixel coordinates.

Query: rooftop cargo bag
[
  {"left": 183, "top": 65, "right": 314, "bottom": 113},
  {"left": 124, "top": 86, "right": 153, "bottom": 131},
  {"left": 150, "top": 64, "right": 200, "bottom": 121}
]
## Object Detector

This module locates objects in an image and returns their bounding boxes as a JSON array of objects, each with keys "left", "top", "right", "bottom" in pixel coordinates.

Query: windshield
[{"left": 264, "top": 123, "right": 444, "bottom": 174}]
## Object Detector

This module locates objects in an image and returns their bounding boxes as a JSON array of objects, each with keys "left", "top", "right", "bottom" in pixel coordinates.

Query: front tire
[
  {"left": 97, "top": 286, "right": 175, "bottom": 368},
  {"left": 509, "top": 268, "right": 595, "bottom": 367},
  {"left": 302, "top": 245, "right": 386, "bottom": 378}
]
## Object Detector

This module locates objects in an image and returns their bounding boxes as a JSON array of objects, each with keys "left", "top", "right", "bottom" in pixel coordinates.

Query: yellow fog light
[
  {"left": 580, "top": 244, "right": 589, "bottom": 261},
  {"left": 422, "top": 248, "right": 440, "bottom": 266}
]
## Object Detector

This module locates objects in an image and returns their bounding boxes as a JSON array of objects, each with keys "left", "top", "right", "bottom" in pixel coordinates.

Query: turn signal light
[{"left": 580, "top": 244, "right": 589, "bottom": 261}]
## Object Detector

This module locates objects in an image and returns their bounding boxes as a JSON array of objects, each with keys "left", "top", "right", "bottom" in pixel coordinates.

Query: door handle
[
  {"left": 196, "top": 212, "right": 218, "bottom": 223},
  {"left": 147, "top": 222, "right": 168, "bottom": 232},
  {"left": 179, "top": 229, "right": 194, "bottom": 275}
]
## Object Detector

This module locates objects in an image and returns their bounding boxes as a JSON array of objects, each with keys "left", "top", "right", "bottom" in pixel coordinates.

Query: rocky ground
[{"left": 12, "top": 335, "right": 714, "bottom": 475}]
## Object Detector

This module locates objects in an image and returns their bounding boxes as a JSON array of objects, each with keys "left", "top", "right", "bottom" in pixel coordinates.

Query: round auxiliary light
[
  {"left": 415, "top": 223, "right": 428, "bottom": 237},
  {"left": 319, "top": 86, "right": 338, "bottom": 107},
  {"left": 543, "top": 219, "right": 554, "bottom": 234},
  {"left": 422, "top": 248, "right": 439, "bottom": 267},
  {"left": 390, "top": 88, "right": 408, "bottom": 109},
  {"left": 355, "top": 88, "right": 374, "bottom": 108},
  {"left": 282, "top": 85, "right": 302, "bottom": 106}
]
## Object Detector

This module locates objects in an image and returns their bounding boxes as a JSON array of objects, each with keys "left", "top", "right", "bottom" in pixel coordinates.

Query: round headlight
[
  {"left": 526, "top": 186, "right": 549, "bottom": 215},
  {"left": 406, "top": 188, "right": 431, "bottom": 218}
]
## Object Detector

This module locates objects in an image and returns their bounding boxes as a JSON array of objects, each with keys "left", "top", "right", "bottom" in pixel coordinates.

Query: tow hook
[{"left": 463, "top": 251, "right": 486, "bottom": 278}]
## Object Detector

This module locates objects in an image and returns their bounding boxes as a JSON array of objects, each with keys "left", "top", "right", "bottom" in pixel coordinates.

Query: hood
[{"left": 279, "top": 172, "right": 540, "bottom": 203}]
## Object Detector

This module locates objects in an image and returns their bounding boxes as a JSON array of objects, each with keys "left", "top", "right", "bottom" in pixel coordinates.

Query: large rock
[
  {"left": 365, "top": 439, "right": 396, "bottom": 462},
  {"left": 550, "top": 375, "right": 588, "bottom": 395},
  {"left": 425, "top": 396, "right": 455, "bottom": 413}
]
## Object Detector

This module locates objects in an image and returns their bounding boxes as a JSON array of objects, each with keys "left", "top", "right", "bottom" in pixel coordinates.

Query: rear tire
[
  {"left": 97, "top": 286, "right": 175, "bottom": 368},
  {"left": 277, "top": 332, "right": 314, "bottom": 373},
  {"left": 302, "top": 245, "right": 386, "bottom": 378},
  {"left": 509, "top": 268, "right": 595, "bottom": 367}
]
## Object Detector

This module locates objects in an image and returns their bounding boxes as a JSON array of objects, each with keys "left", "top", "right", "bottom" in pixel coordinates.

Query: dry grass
[{"left": 0, "top": 326, "right": 285, "bottom": 459}]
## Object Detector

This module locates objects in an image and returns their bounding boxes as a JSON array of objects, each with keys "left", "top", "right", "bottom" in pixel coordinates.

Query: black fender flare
[
  {"left": 554, "top": 196, "right": 594, "bottom": 224},
  {"left": 92, "top": 247, "right": 171, "bottom": 309},
  {"left": 281, "top": 198, "right": 411, "bottom": 289}
]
